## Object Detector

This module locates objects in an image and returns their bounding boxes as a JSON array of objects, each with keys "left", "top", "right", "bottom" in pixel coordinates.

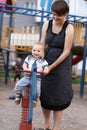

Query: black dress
[{"left": 40, "top": 20, "right": 73, "bottom": 110}]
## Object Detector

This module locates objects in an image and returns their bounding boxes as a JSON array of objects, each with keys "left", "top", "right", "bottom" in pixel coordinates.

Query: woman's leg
[
  {"left": 53, "top": 110, "right": 63, "bottom": 130},
  {"left": 42, "top": 108, "right": 51, "bottom": 130}
]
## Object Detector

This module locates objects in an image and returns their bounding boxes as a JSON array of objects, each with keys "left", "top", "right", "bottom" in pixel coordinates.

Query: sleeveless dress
[{"left": 40, "top": 20, "right": 73, "bottom": 110}]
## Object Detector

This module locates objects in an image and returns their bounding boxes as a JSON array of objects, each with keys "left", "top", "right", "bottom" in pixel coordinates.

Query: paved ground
[{"left": 0, "top": 78, "right": 87, "bottom": 130}]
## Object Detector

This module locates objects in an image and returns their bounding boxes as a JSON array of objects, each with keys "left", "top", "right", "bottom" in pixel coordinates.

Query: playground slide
[
  {"left": 72, "top": 45, "right": 83, "bottom": 65},
  {"left": 72, "top": 56, "right": 83, "bottom": 65}
]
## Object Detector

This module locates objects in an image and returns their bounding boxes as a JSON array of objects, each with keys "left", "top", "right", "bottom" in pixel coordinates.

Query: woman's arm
[
  {"left": 49, "top": 23, "right": 74, "bottom": 71},
  {"left": 40, "top": 20, "right": 49, "bottom": 47}
]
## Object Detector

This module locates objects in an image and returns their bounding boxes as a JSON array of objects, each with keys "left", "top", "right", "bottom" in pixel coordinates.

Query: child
[{"left": 14, "top": 42, "right": 49, "bottom": 105}]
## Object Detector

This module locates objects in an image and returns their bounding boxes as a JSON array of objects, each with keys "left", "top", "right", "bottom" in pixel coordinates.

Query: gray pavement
[{"left": 0, "top": 79, "right": 87, "bottom": 130}]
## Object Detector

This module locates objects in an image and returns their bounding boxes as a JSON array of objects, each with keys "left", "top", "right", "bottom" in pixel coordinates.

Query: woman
[{"left": 40, "top": 0, "right": 74, "bottom": 130}]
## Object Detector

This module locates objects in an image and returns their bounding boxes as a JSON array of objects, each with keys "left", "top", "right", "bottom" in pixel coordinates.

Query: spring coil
[{"left": 21, "top": 108, "right": 29, "bottom": 123}]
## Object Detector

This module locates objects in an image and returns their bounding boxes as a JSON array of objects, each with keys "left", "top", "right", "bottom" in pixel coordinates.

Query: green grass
[
  {"left": 0, "top": 72, "right": 14, "bottom": 78},
  {"left": 72, "top": 76, "right": 87, "bottom": 84},
  {"left": 72, "top": 77, "right": 81, "bottom": 84}
]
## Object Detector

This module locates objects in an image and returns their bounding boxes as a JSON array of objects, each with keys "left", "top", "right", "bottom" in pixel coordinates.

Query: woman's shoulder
[
  {"left": 66, "top": 20, "right": 74, "bottom": 28},
  {"left": 41, "top": 20, "right": 49, "bottom": 32},
  {"left": 43, "top": 20, "right": 49, "bottom": 27},
  {"left": 43, "top": 20, "right": 52, "bottom": 31},
  {"left": 67, "top": 22, "right": 74, "bottom": 32},
  {"left": 65, "top": 21, "right": 74, "bottom": 32},
  {"left": 66, "top": 22, "right": 74, "bottom": 37},
  {"left": 44, "top": 19, "right": 52, "bottom": 25}
]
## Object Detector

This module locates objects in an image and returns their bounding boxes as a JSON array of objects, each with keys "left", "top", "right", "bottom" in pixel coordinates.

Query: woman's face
[{"left": 52, "top": 11, "right": 66, "bottom": 24}]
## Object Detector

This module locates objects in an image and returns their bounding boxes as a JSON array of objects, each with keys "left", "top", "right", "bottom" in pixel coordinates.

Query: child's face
[{"left": 32, "top": 44, "right": 44, "bottom": 59}]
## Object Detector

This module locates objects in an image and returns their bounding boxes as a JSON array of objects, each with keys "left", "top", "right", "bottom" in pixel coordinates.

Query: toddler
[{"left": 14, "top": 42, "right": 49, "bottom": 106}]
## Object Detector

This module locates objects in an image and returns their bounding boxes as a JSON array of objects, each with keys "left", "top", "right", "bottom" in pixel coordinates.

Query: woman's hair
[{"left": 51, "top": 0, "right": 69, "bottom": 16}]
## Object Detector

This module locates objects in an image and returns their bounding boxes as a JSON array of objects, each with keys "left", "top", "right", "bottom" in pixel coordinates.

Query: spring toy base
[
  {"left": 19, "top": 86, "right": 32, "bottom": 130},
  {"left": 22, "top": 97, "right": 29, "bottom": 108},
  {"left": 19, "top": 69, "right": 43, "bottom": 130},
  {"left": 19, "top": 123, "right": 32, "bottom": 130}
]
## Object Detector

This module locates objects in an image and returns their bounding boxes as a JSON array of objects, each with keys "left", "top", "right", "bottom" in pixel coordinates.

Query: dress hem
[{"left": 40, "top": 101, "right": 72, "bottom": 111}]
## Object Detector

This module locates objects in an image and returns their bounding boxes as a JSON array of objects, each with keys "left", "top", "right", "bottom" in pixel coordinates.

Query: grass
[
  {"left": 72, "top": 76, "right": 87, "bottom": 84},
  {"left": 0, "top": 72, "right": 15, "bottom": 78},
  {"left": 72, "top": 77, "right": 81, "bottom": 84}
]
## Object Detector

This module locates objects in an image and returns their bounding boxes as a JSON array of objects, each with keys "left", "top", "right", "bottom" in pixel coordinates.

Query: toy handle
[{"left": 21, "top": 70, "right": 44, "bottom": 75}]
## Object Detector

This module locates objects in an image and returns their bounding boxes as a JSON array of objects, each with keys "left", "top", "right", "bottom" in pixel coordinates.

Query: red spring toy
[
  {"left": 19, "top": 70, "right": 43, "bottom": 130},
  {"left": 19, "top": 86, "right": 32, "bottom": 130}
]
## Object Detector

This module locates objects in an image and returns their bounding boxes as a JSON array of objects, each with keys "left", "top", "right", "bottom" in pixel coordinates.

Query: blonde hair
[{"left": 33, "top": 42, "right": 44, "bottom": 50}]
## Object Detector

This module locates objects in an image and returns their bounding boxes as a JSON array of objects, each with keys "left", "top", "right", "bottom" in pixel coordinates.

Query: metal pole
[
  {"left": 39, "top": 7, "right": 44, "bottom": 40},
  {"left": 80, "top": 24, "right": 87, "bottom": 97},
  {"left": 39, "top": 0, "right": 45, "bottom": 40},
  {"left": 5, "top": 13, "right": 13, "bottom": 84},
  {"left": 0, "top": 11, "right": 3, "bottom": 48}
]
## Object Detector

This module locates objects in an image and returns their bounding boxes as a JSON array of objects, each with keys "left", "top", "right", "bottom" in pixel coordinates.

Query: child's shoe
[
  {"left": 15, "top": 94, "right": 22, "bottom": 105},
  {"left": 33, "top": 100, "right": 37, "bottom": 107},
  {"left": 33, "top": 98, "right": 39, "bottom": 107}
]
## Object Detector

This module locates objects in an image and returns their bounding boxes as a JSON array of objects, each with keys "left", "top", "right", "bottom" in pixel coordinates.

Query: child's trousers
[{"left": 14, "top": 76, "right": 41, "bottom": 97}]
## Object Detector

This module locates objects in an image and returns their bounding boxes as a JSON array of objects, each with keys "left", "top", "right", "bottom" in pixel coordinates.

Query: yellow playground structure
[
  {"left": 1, "top": 22, "right": 86, "bottom": 53},
  {"left": 73, "top": 23, "right": 85, "bottom": 46},
  {"left": 1, "top": 26, "right": 40, "bottom": 52}
]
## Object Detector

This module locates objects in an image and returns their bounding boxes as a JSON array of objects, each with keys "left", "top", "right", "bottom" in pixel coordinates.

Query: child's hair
[{"left": 33, "top": 42, "right": 44, "bottom": 49}]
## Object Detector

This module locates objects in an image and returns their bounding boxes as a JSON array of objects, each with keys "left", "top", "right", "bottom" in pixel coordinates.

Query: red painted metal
[
  {"left": 21, "top": 70, "right": 44, "bottom": 75},
  {"left": 72, "top": 56, "right": 82, "bottom": 65},
  {"left": 19, "top": 86, "right": 32, "bottom": 130},
  {"left": 5, "top": 0, "right": 13, "bottom": 10},
  {"left": 19, "top": 70, "right": 43, "bottom": 130}
]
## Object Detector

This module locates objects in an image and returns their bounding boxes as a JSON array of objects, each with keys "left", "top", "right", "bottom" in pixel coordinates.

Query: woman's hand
[{"left": 43, "top": 66, "right": 50, "bottom": 75}]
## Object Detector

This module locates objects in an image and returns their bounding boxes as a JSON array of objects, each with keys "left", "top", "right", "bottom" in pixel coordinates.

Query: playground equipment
[
  {"left": 73, "top": 23, "right": 85, "bottom": 46},
  {"left": 0, "top": 1, "right": 87, "bottom": 96},
  {"left": 19, "top": 86, "right": 32, "bottom": 130},
  {"left": 72, "top": 46, "right": 84, "bottom": 65},
  {"left": 0, "top": 49, "right": 5, "bottom": 77},
  {"left": 1, "top": 26, "right": 39, "bottom": 52},
  {"left": 1, "top": 23, "right": 85, "bottom": 52},
  {"left": 19, "top": 70, "right": 43, "bottom": 130},
  {"left": 72, "top": 56, "right": 83, "bottom": 65}
]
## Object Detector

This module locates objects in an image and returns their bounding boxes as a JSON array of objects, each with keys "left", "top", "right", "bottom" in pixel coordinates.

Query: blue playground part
[
  {"left": 28, "top": 61, "right": 37, "bottom": 123},
  {"left": 40, "top": 0, "right": 45, "bottom": 8},
  {"left": 47, "top": 0, "right": 53, "bottom": 12}
]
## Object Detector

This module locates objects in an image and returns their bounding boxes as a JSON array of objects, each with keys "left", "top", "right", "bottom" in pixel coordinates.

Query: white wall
[{"left": 69, "top": 0, "right": 87, "bottom": 16}]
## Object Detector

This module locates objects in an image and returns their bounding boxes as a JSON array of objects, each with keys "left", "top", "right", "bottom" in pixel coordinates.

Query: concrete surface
[{"left": 0, "top": 79, "right": 87, "bottom": 130}]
